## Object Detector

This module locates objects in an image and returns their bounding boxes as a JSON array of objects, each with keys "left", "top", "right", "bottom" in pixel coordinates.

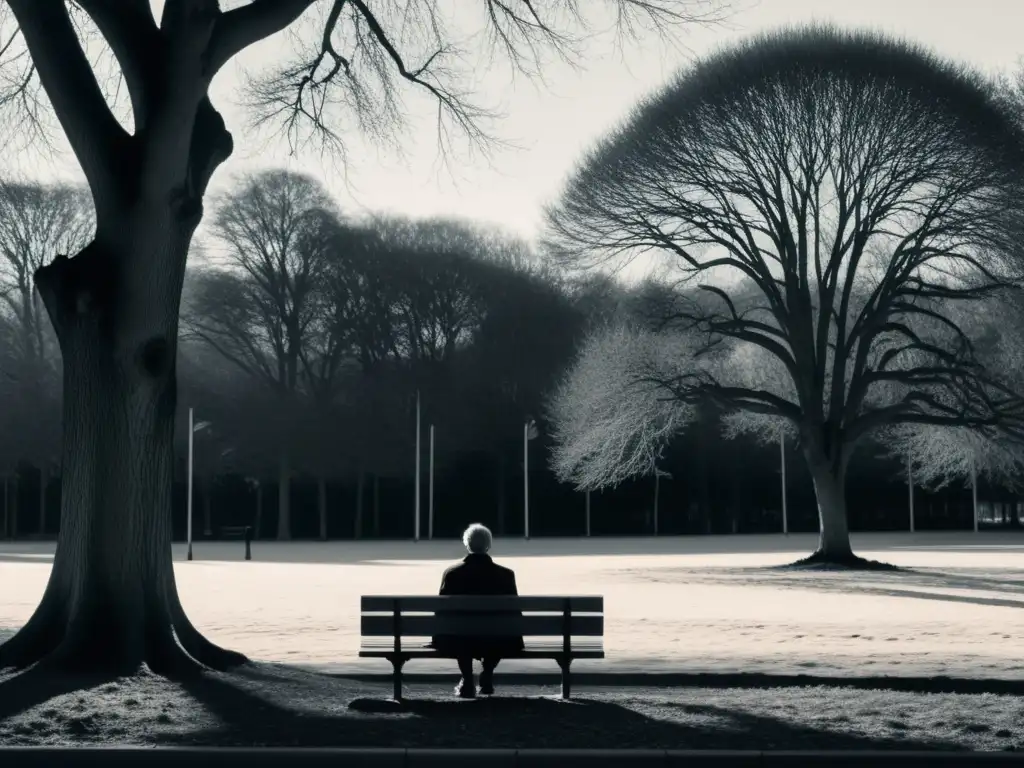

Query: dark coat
[{"left": 429, "top": 552, "right": 525, "bottom": 658}]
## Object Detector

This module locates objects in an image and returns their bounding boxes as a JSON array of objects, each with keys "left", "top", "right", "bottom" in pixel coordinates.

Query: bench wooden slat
[
  {"left": 359, "top": 650, "right": 606, "bottom": 659},
  {"left": 361, "top": 614, "right": 603, "bottom": 637},
  {"left": 360, "top": 595, "right": 603, "bottom": 613},
  {"left": 360, "top": 638, "right": 604, "bottom": 651}
]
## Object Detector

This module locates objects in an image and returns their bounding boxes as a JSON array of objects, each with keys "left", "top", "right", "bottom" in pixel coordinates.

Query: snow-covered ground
[{"left": 2, "top": 531, "right": 1024, "bottom": 680}]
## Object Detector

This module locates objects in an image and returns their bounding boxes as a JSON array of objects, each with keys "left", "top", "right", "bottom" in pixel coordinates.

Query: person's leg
[
  {"left": 479, "top": 657, "right": 500, "bottom": 695},
  {"left": 455, "top": 657, "right": 475, "bottom": 698}
]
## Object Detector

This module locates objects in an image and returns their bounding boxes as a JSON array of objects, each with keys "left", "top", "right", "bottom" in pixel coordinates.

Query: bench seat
[
  {"left": 358, "top": 639, "right": 605, "bottom": 659},
  {"left": 359, "top": 594, "right": 605, "bottom": 700}
]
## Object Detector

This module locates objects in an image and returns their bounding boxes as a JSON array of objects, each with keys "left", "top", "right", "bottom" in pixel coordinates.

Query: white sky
[{"left": 11, "top": 0, "right": 1024, "bottom": 245}]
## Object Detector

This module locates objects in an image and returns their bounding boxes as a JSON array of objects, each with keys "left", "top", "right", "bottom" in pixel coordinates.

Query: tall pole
[
  {"left": 585, "top": 489, "right": 591, "bottom": 537},
  {"left": 780, "top": 431, "right": 788, "bottom": 535},
  {"left": 414, "top": 389, "right": 421, "bottom": 542},
  {"left": 187, "top": 407, "right": 194, "bottom": 561},
  {"left": 428, "top": 424, "right": 435, "bottom": 540},
  {"left": 523, "top": 421, "right": 530, "bottom": 540},
  {"left": 972, "top": 459, "right": 979, "bottom": 532},
  {"left": 907, "top": 453, "right": 915, "bottom": 533}
]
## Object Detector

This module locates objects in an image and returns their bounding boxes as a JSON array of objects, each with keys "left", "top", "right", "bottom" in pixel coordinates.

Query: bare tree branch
[
  {"left": 207, "top": 0, "right": 319, "bottom": 77},
  {"left": 6, "top": 0, "right": 128, "bottom": 202}
]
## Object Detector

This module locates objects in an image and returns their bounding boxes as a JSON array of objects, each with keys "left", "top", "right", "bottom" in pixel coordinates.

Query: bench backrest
[{"left": 360, "top": 595, "right": 603, "bottom": 638}]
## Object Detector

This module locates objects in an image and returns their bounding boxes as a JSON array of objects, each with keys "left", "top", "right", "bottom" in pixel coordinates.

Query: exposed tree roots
[
  {"left": 0, "top": 582, "right": 248, "bottom": 680},
  {"left": 782, "top": 549, "right": 901, "bottom": 571}
]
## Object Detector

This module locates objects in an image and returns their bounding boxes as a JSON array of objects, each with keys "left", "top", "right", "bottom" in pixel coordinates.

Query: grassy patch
[{"left": 0, "top": 662, "right": 1022, "bottom": 750}]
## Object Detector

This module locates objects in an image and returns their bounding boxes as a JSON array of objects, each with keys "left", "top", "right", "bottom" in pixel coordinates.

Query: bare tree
[
  {"left": 186, "top": 169, "right": 336, "bottom": 541},
  {"left": 0, "top": 0, "right": 730, "bottom": 677},
  {"left": 547, "top": 26, "right": 1024, "bottom": 565}
]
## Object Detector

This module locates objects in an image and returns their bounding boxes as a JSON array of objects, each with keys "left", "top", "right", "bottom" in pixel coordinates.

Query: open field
[
  {"left": 4, "top": 531, "right": 1024, "bottom": 679},
  {"left": 3, "top": 531, "right": 1024, "bottom": 749}
]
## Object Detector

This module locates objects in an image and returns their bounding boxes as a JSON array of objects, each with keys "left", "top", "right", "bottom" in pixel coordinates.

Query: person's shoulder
[
  {"left": 442, "top": 560, "right": 466, "bottom": 576},
  {"left": 493, "top": 560, "right": 516, "bottom": 576}
]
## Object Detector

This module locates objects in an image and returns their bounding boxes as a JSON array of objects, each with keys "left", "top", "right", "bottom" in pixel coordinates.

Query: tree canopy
[{"left": 546, "top": 25, "right": 1024, "bottom": 562}]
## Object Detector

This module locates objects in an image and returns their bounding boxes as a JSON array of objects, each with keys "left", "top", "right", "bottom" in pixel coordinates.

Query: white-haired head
[{"left": 462, "top": 523, "right": 492, "bottom": 554}]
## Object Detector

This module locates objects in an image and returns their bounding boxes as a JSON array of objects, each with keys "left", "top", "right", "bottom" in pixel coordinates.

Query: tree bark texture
[
  {"left": 803, "top": 441, "right": 855, "bottom": 562},
  {"left": 0, "top": 227, "right": 243, "bottom": 676}
]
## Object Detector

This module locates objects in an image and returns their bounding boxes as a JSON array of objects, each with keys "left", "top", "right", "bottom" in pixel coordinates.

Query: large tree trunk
[
  {"left": 0, "top": 2, "right": 255, "bottom": 676},
  {"left": 317, "top": 475, "right": 327, "bottom": 541},
  {"left": 0, "top": 230, "right": 244, "bottom": 677},
  {"left": 804, "top": 448, "right": 855, "bottom": 562},
  {"left": 38, "top": 463, "right": 48, "bottom": 537},
  {"left": 277, "top": 447, "right": 291, "bottom": 541},
  {"left": 354, "top": 467, "right": 365, "bottom": 539}
]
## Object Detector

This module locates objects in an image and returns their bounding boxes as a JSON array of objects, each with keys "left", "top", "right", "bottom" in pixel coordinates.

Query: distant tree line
[{"left": 3, "top": 146, "right": 1024, "bottom": 542}]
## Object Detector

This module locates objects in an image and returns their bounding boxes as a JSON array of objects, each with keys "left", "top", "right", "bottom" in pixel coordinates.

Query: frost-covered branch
[{"left": 547, "top": 322, "right": 697, "bottom": 490}]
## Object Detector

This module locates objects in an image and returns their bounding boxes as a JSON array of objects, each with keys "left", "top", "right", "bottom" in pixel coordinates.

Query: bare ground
[{"left": 0, "top": 660, "right": 1023, "bottom": 751}]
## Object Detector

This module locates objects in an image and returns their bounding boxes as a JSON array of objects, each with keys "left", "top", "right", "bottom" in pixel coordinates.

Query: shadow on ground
[
  {"left": 0, "top": 659, "right": 1010, "bottom": 749},
  {"left": 160, "top": 663, "right": 963, "bottom": 750},
  {"left": 639, "top": 564, "right": 1024, "bottom": 610},
  {"left": 333, "top": 670, "right": 1024, "bottom": 697}
]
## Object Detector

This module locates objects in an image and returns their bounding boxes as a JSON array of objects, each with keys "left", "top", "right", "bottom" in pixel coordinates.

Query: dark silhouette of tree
[
  {"left": 0, "top": 180, "right": 93, "bottom": 533},
  {"left": 0, "top": 0, "right": 730, "bottom": 677},
  {"left": 185, "top": 169, "right": 337, "bottom": 540},
  {"left": 547, "top": 26, "right": 1024, "bottom": 565}
]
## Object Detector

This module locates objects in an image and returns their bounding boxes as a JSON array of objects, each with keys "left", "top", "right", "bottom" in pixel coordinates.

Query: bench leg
[
  {"left": 390, "top": 657, "right": 407, "bottom": 701},
  {"left": 558, "top": 658, "right": 572, "bottom": 700}
]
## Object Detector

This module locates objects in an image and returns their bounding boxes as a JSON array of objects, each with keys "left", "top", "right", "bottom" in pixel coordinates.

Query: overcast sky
[{"left": 17, "top": 0, "right": 1024, "bottom": 244}]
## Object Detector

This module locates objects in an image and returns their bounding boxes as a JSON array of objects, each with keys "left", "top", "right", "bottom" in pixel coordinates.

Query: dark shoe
[
  {"left": 455, "top": 678, "right": 476, "bottom": 698},
  {"left": 479, "top": 670, "right": 494, "bottom": 695}
]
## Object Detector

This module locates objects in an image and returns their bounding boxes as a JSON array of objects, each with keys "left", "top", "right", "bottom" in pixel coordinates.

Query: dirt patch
[{"left": 0, "top": 662, "right": 1022, "bottom": 750}]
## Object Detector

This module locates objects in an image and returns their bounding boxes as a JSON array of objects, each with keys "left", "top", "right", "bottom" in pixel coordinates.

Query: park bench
[
  {"left": 359, "top": 595, "right": 604, "bottom": 700},
  {"left": 219, "top": 525, "right": 253, "bottom": 561}
]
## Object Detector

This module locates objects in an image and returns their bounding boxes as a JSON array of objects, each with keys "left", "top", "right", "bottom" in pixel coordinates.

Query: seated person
[{"left": 430, "top": 523, "right": 524, "bottom": 698}]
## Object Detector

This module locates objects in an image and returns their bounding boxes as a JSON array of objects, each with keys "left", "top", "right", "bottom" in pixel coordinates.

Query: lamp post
[
  {"left": 428, "top": 423, "right": 435, "bottom": 540},
  {"left": 186, "top": 409, "right": 212, "bottom": 561},
  {"left": 414, "top": 389, "right": 421, "bottom": 542},
  {"left": 524, "top": 419, "right": 538, "bottom": 539},
  {"left": 907, "top": 452, "right": 915, "bottom": 533},
  {"left": 780, "top": 430, "right": 788, "bottom": 536},
  {"left": 653, "top": 468, "right": 672, "bottom": 536},
  {"left": 971, "top": 458, "right": 979, "bottom": 532}
]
